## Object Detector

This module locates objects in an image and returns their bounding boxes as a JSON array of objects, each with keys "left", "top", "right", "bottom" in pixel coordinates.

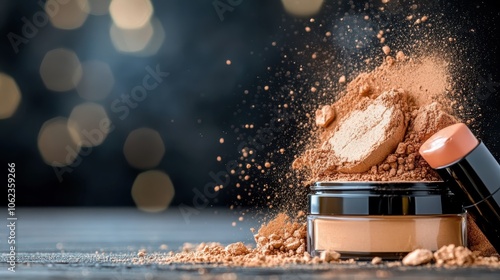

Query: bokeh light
[
  {"left": 68, "top": 103, "right": 111, "bottom": 147},
  {"left": 137, "top": 17, "right": 166, "bottom": 56},
  {"left": 37, "top": 117, "right": 81, "bottom": 167},
  {"left": 109, "top": 21, "right": 153, "bottom": 53},
  {"left": 131, "top": 170, "right": 175, "bottom": 213},
  {"left": 0, "top": 73, "right": 22, "bottom": 119},
  {"left": 281, "top": 0, "right": 324, "bottom": 17},
  {"left": 87, "top": 0, "right": 111, "bottom": 15},
  {"left": 123, "top": 128, "right": 165, "bottom": 169},
  {"left": 46, "top": 0, "right": 89, "bottom": 30},
  {"left": 76, "top": 60, "right": 115, "bottom": 101},
  {"left": 109, "top": 0, "right": 153, "bottom": 29},
  {"left": 40, "top": 48, "right": 82, "bottom": 92}
]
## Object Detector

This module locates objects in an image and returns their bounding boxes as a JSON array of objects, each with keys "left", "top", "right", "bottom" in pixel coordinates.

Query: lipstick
[{"left": 419, "top": 123, "right": 500, "bottom": 253}]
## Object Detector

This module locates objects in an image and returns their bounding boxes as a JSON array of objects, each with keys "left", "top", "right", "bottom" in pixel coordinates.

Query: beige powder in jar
[{"left": 310, "top": 215, "right": 465, "bottom": 255}]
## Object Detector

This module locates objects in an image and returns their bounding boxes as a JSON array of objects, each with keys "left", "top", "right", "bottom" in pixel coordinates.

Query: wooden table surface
[{"left": 1, "top": 208, "right": 500, "bottom": 279}]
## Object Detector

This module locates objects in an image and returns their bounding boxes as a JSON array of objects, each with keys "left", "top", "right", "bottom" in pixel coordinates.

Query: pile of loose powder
[
  {"left": 292, "top": 52, "right": 459, "bottom": 182},
  {"left": 135, "top": 213, "right": 353, "bottom": 267},
  {"left": 319, "top": 89, "right": 409, "bottom": 173}
]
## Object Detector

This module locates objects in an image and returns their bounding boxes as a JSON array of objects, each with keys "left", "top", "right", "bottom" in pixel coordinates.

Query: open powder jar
[{"left": 307, "top": 182, "right": 466, "bottom": 259}]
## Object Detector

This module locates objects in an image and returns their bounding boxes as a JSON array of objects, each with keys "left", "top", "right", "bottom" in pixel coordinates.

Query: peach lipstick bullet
[{"left": 420, "top": 123, "right": 500, "bottom": 252}]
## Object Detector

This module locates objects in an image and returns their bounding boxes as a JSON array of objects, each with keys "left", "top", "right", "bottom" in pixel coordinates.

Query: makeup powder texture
[
  {"left": 400, "top": 245, "right": 500, "bottom": 267},
  {"left": 291, "top": 53, "right": 497, "bottom": 256},
  {"left": 327, "top": 89, "right": 409, "bottom": 173},
  {"left": 310, "top": 215, "right": 464, "bottom": 254},
  {"left": 252, "top": 212, "right": 307, "bottom": 255},
  {"left": 135, "top": 213, "right": 352, "bottom": 267},
  {"left": 115, "top": 213, "right": 500, "bottom": 268},
  {"left": 467, "top": 215, "right": 498, "bottom": 256},
  {"left": 292, "top": 54, "right": 458, "bottom": 183}
]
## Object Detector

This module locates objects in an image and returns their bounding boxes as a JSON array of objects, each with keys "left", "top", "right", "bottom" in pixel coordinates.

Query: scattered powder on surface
[
  {"left": 371, "top": 256, "right": 383, "bottom": 265},
  {"left": 402, "top": 249, "right": 434, "bottom": 266},
  {"left": 118, "top": 214, "right": 499, "bottom": 268},
  {"left": 400, "top": 245, "right": 500, "bottom": 267},
  {"left": 127, "top": 213, "right": 353, "bottom": 267}
]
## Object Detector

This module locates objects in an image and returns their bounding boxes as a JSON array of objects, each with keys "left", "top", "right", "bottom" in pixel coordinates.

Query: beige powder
[
  {"left": 467, "top": 215, "right": 497, "bottom": 256},
  {"left": 114, "top": 213, "right": 499, "bottom": 268},
  {"left": 253, "top": 212, "right": 307, "bottom": 255},
  {"left": 402, "top": 249, "right": 433, "bottom": 266},
  {"left": 310, "top": 215, "right": 464, "bottom": 254},
  {"left": 293, "top": 55, "right": 456, "bottom": 183},
  {"left": 346, "top": 56, "right": 450, "bottom": 108},
  {"left": 315, "top": 105, "right": 336, "bottom": 128},
  {"left": 327, "top": 89, "right": 409, "bottom": 173}
]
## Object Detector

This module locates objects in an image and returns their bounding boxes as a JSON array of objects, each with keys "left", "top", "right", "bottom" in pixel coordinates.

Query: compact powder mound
[
  {"left": 292, "top": 54, "right": 458, "bottom": 182},
  {"left": 326, "top": 89, "right": 409, "bottom": 173}
]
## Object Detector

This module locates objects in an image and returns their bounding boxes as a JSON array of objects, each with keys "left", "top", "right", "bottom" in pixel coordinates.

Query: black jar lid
[{"left": 309, "top": 181, "right": 463, "bottom": 215}]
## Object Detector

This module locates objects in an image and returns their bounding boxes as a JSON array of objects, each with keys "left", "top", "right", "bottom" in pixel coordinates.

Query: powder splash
[
  {"left": 201, "top": 0, "right": 496, "bottom": 265},
  {"left": 292, "top": 54, "right": 458, "bottom": 183}
]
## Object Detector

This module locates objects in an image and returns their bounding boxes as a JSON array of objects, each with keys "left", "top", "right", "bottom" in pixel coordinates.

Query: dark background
[{"left": 1, "top": 0, "right": 499, "bottom": 208}]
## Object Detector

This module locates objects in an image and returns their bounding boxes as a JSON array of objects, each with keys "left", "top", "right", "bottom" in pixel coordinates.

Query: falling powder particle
[
  {"left": 226, "top": 60, "right": 232, "bottom": 65},
  {"left": 382, "top": 45, "right": 391, "bottom": 55},
  {"left": 315, "top": 105, "right": 336, "bottom": 128},
  {"left": 219, "top": 138, "right": 225, "bottom": 144}
]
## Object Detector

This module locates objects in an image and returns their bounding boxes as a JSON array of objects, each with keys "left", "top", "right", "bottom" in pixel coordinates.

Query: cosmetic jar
[{"left": 307, "top": 182, "right": 466, "bottom": 259}]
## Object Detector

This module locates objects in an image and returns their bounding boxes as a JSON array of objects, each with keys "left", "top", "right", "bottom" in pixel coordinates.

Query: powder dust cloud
[
  {"left": 155, "top": 1, "right": 498, "bottom": 266},
  {"left": 223, "top": 1, "right": 483, "bottom": 219}
]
